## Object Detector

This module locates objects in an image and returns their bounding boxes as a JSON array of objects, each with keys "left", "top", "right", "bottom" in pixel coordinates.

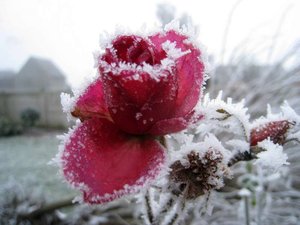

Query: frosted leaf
[
  {"left": 168, "top": 131, "right": 194, "bottom": 150},
  {"left": 255, "top": 139, "right": 289, "bottom": 173},
  {"left": 226, "top": 139, "right": 249, "bottom": 152},
  {"left": 196, "top": 92, "right": 250, "bottom": 140},
  {"left": 252, "top": 101, "right": 300, "bottom": 128},
  {"left": 280, "top": 101, "right": 300, "bottom": 123}
]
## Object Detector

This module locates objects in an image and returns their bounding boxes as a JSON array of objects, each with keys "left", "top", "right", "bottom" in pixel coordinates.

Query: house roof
[
  {"left": 0, "top": 70, "right": 16, "bottom": 90},
  {"left": 17, "top": 57, "right": 66, "bottom": 79},
  {"left": 14, "top": 56, "right": 70, "bottom": 92}
]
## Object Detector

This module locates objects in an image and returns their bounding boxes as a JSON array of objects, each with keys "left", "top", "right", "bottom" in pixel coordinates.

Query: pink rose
[{"left": 61, "top": 27, "right": 206, "bottom": 204}]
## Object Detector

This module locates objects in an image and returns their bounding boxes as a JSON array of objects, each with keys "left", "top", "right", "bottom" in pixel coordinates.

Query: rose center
[{"left": 112, "top": 35, "right": 155, "bottom": 65}]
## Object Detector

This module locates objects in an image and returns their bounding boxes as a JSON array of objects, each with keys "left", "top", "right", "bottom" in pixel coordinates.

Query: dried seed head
[{"left": 169, "top": 148, "right": 231, "bottom": 199}]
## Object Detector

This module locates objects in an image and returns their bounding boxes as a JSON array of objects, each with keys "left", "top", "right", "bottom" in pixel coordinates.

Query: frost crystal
[
  {"left": 162, "top": 40, "right": 191, "bottom": 60},
  {"left": 255, "top": 139, "right": 289, "bottom": 173},
  {"left": 196, "top": 92, "right": 250, "bottom": 141}
]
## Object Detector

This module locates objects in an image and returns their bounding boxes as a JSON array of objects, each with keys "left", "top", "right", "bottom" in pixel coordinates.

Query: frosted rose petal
[
  {"left": 71, "top": 79, "right": 111, "bottom": 121},
  {"left": 102, "top": 70, "right": 178, "bottom": 134},
  {"left": 148, "top": 111, "right": 203, "bottom": 135},
  {"left": 150, "top": 30, "right": 205, "bottom": 118},
  {"left": 61, "top": 118, "right": 166, "bottom": 204},
  {"left": 148, "top": 117, "right": 188, "bottom": 135}
]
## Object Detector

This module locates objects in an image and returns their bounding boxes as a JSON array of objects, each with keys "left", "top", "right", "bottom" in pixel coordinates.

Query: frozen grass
[{"left": 0, "top": 133, "right": 76, "bottom": 201}]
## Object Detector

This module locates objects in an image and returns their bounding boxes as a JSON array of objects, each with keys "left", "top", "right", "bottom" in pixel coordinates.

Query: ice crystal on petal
[{"left": 162, "top": 40, "right": 191, "bottom": 60}]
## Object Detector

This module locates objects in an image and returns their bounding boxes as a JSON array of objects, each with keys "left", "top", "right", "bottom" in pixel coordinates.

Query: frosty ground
[{"left": 0, "top": 132, "right": 76, "bottom": 201}]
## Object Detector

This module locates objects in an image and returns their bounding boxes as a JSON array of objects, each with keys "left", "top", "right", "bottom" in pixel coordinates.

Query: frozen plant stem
[
  {"left": 160, "top": 197, "right": 174, "bottom": 215},
  {"left": 166, "top": 185, "right": 189, "bottom": 225},
  {"left": 228, "top": 150, "right": 256, "bottom": 166},
  {"left": 244, "top": 196, "right": 250, "bottom": 225},
  {"left": 144, "top": 191, "right": 155, "bottom": 225},
  {"left": 167, "top": 198, "right": 186, "bottom": 225}
]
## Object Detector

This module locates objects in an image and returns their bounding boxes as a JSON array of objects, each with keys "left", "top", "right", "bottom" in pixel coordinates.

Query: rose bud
[{"left": 250, "top": 120, "right": 290, "bottom": 146}]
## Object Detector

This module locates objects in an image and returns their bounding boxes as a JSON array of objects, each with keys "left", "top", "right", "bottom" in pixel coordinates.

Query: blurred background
[{"left": 0, "top": 0, "right": 300, "bottom": 224}]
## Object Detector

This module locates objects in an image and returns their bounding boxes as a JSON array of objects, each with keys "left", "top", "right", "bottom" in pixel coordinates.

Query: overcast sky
[{"left": 0, "top": 0, "right": 299, "bottom": 87}]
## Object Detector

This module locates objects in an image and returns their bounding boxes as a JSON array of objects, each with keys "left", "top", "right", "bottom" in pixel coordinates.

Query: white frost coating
[
  {"left": 163, "top": 20, "right": 210, "bottom": 74},
  {"left": 92, "top": 50, "right": 101, "bottom": 67},
  {"left": 98, "top": 59, "right": 173, "bottom": 82},
  {"left": 238, "top": 188, "right": 251, "bottom": 197},
  {"left": 60, "top": 69, "right": 99, "bottom": 122},
  {"left": 98, "top": 36, "right": 194, "bottom": 82},
  {"left": 162, "top": 40, "right": 191, "bottom": 59},
  {"left": 169, "top": 133, "right": 231, "bottom": 176},
  {"left": 226, "top": 139, "right": 249, "bottom": 153},
  {"left": 51, "top": 120, "right": 82, "bottom": 168},
  {"left": 60, "top": 93, "right": 74, "bottom": 121},
  {"left": 196, "top": 92, "right": 250, "bottom": 141},
  {"left": 169, "top": 131, "right": 194, "bottom": 148},
  {"left": 73, "top": 70, "right": 99, "bottom": 101},
  {"left": 49, "top": 120, "right": 91, "bottom": 203},
  {"left": 255, "top": 139, "right": 289, "bottom": 173},
  {"left": 160, "top": 197, "right": 188, "bottom": 225},
  {"left": 252, "top": 101, "right": 300, "bottom": 129},
  {"left": 169, "top": 132, "right": 231, "bottom": 163},
  {"left": 190, "top": 192, "right": 215, "bottom": 217},
  {"left": 281, "top": 101, "right": 300, "bottom": 123}
]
